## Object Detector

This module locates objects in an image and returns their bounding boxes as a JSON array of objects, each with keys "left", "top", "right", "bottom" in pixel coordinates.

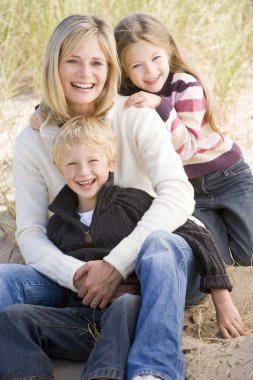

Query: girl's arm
[{"left": 126, "top": 74, "right": 222, "bottom": 163}]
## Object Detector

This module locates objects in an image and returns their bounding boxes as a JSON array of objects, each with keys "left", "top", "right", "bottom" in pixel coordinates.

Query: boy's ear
[{"left": 109, "top": 160, "right": 116, "bottom": 172}]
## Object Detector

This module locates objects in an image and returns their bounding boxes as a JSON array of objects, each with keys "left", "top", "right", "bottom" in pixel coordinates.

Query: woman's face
[{"left": 59, "top": 36, "right": 108, "bottom": 116}]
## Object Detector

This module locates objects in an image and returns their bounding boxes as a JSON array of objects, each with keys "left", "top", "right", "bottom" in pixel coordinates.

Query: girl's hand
[
  {"left": 30, "top": 109, "right": 46, "bottom": 130},
  {"left": 211, "top": 289, "right": 245, "bottom": 339},
  {"left": 125, "top": 91, "right": 161, "bottom": 109}
]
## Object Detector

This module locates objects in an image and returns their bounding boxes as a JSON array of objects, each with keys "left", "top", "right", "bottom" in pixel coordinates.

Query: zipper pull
[{"left": 84, "top": 231, "right": 92, "bottom": 243}]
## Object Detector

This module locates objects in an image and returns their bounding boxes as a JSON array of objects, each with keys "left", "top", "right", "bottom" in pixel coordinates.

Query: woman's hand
[
  {"left": 30, "top": 109, "right": 46, "bottom": 130},
  {"left": 125, "top": 91, "right": 161, "bottom": 109},
  {"left": 74, "top": 260, "right": 123, "bottom": 309},
  {"left": 211, "top": 289, "right": 245, "bottom": 339}
]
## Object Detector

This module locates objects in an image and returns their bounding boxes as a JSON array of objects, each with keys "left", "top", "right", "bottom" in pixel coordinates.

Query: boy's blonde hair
[
  {"left": 53, "top": 116, "right": 118, "bottom": 170},
  {"left": 42, "top": 14, "right": 120, "bottom": 124},
  {"left": 114, "top": 13, "right": 220, "bottom": 133}
]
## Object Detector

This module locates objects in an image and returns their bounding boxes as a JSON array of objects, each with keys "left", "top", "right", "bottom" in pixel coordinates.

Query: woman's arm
[
  {"left": 78, "top": 97, "right": 195, "bottom": 307},
  {"left": 13, "top": 126, "right": 85, "bottom": 291},
  {"left": 104, "top": 97, "right": 195, "bottom": 275}
]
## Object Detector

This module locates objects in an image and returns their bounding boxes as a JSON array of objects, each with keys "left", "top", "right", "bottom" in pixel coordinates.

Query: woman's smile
[{"left": 59, "top": 37, "right": 108, "bottom": 115}]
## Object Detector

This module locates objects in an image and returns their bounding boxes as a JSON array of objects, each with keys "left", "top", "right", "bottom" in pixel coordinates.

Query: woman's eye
[{"left": 92, "top": 61, "right": 103, "bottom": 66}]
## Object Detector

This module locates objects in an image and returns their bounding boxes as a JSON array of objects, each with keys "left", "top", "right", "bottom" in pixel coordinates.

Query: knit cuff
[
  {"left": 199, "top": 274, "right": 232, "bottom": 293},
  {"left": 156, "top": 96, "right": 173, "bottom": 122}
]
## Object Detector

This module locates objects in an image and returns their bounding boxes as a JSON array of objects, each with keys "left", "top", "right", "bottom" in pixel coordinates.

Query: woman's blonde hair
[
  {"left": 42, "top": 14, "right": 120, "bottom": 124},
  {"left": 53, "top": 116, "right": 118, "bottom": 170},
  {"left": 114, "top": 13, "right": 220, "bottom": 133}
]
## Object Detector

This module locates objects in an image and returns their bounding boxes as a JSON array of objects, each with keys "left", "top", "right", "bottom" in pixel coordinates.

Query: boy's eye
[
  {"left": 89, "top": 159, "right": 99, "bottom": 163},
  {"left": 67, "top": 162, "right": 77, "bottom": 166}
]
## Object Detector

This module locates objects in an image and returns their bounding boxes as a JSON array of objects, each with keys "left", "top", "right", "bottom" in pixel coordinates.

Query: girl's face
[
  {"left": 124, "top": 41, "right": 170, "bottom": 93},
  {"left": 59, "top": 37, "right": 108, "bottom": 116}
]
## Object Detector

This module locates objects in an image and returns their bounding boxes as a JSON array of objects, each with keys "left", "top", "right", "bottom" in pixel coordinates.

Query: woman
[
  {"left": 2, "top": 14, "right": 195, "bottom": 310},
  {"left": 0, "top": 14, "right": 206, "bottom": 380}
]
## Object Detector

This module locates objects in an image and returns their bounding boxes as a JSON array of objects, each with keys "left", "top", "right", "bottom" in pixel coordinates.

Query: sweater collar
[{"left": 48, "top": 172, "right": 115, "bottom": 217}]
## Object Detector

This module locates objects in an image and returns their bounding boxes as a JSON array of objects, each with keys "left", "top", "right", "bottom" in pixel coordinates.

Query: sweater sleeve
[
  {"left": 161, "top": 75, "right": 209, "bottom": 162},
  {"left": 13, "top": 127, "right": 85, "bottom": 291},
  {"left": 175, "top": 220, "right": 232, "bottom": 293},
  {"left": 103, "top": 98, "right": 195, "bottom": 277}
]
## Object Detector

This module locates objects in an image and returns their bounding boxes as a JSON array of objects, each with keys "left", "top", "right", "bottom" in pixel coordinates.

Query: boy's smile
[
  {"left": 124, "top": 41, "right": 170, "bottom": 93},
  {"left": 59, "top": 143, "right": 115, "bottom": 212}
]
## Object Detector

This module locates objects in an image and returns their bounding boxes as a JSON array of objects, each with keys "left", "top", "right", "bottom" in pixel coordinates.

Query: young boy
[{"left": 47, "top": 115, "right": 243, "bottom": 339}]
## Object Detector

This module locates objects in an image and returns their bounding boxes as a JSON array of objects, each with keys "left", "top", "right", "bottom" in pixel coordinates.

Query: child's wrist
[{"left": 210, "top": 288, "right": 231, "bottom": 306}]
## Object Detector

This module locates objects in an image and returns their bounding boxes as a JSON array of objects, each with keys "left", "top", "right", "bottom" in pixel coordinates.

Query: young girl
[{"left": 114, "top": 12, "right": 253, "bottom": 266}]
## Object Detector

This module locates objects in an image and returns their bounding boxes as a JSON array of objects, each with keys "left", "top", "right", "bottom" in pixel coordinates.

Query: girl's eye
[
  {"left": 66, "top": 59, "right": 77, "bottom": 64},
  {"left": 132, "top": 63, "right": 141, "bottom": 69},
  {"left": 153, "top": 56, "right": 161, "bottom": 62},
  {"left": 89, "top": 159, "right": 99, "bottom": 163}
]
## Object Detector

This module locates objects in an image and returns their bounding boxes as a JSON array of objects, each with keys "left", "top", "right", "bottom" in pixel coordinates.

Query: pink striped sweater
[{"left": 120, "top": 72, "right": 242, "bottom": 178}]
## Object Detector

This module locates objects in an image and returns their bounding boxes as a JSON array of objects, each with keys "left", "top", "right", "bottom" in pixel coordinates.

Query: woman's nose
[{"left": 79, "top": 62, "right": 91, "bottom": 77}]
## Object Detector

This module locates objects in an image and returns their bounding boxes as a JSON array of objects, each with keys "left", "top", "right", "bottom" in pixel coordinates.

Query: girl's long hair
[{"left": 114, "top": 13, "right": 221, "bottom": 133}]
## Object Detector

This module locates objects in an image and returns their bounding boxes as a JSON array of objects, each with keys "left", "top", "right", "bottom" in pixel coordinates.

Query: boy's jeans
[{"left": 0, "top": 231, "right": 203, "bottom": 380}]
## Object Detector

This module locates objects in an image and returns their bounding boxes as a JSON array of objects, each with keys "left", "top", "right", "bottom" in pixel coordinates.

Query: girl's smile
[{"left": 124, "top": 41, "right": 170, "bottom": 93}]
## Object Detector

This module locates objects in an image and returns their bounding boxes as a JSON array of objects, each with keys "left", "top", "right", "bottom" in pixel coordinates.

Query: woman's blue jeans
[
  {"left": 0, "top": 231, "right": 203, "bottom": 380},
  {"left": 189, "top": 158, "right": 253, "bottom": 266}
]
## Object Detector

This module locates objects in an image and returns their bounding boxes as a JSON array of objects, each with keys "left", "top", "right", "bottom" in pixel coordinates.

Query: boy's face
[
  {"left": 59, "top": 143, "right": 115, "bottom": 211},
  {"left": 124, "top": 41, "right": 169, "bottom": 93}
]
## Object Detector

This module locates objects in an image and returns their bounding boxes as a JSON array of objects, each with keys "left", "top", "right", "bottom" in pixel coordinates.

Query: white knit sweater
[{"left": 13, "top": 95, "right": 194, "bottom": 291}]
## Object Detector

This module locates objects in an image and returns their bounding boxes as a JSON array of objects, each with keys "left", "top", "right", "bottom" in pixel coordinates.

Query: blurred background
[{"left": 0, "top": 0, "right": 253, "bottom": 234}]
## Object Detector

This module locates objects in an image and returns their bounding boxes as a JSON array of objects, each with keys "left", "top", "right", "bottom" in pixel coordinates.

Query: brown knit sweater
[{"left": 47, "top": 175, "right": 232, "bottom": 306}]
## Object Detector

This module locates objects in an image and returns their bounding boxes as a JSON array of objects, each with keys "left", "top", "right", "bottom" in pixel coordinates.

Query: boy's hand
[
  {"left": 110, "top": 277, "right": 140, "bottom": 302},
  {"left": 30, "top": 110, "right": 46, "bottom": 130},
  {"left": 74, "top": 260, "right": 123, "bottom": 309},
  {"left": 211, "top": 289, "right": 245, "bottom": 339},
  {"left": 125, "top": 91, "right": 161, "bottom": 109}
]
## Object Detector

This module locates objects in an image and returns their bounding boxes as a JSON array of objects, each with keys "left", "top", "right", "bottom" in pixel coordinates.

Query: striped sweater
[{"left": 120, "top": 72, "right": 242, "bottom": 178}]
